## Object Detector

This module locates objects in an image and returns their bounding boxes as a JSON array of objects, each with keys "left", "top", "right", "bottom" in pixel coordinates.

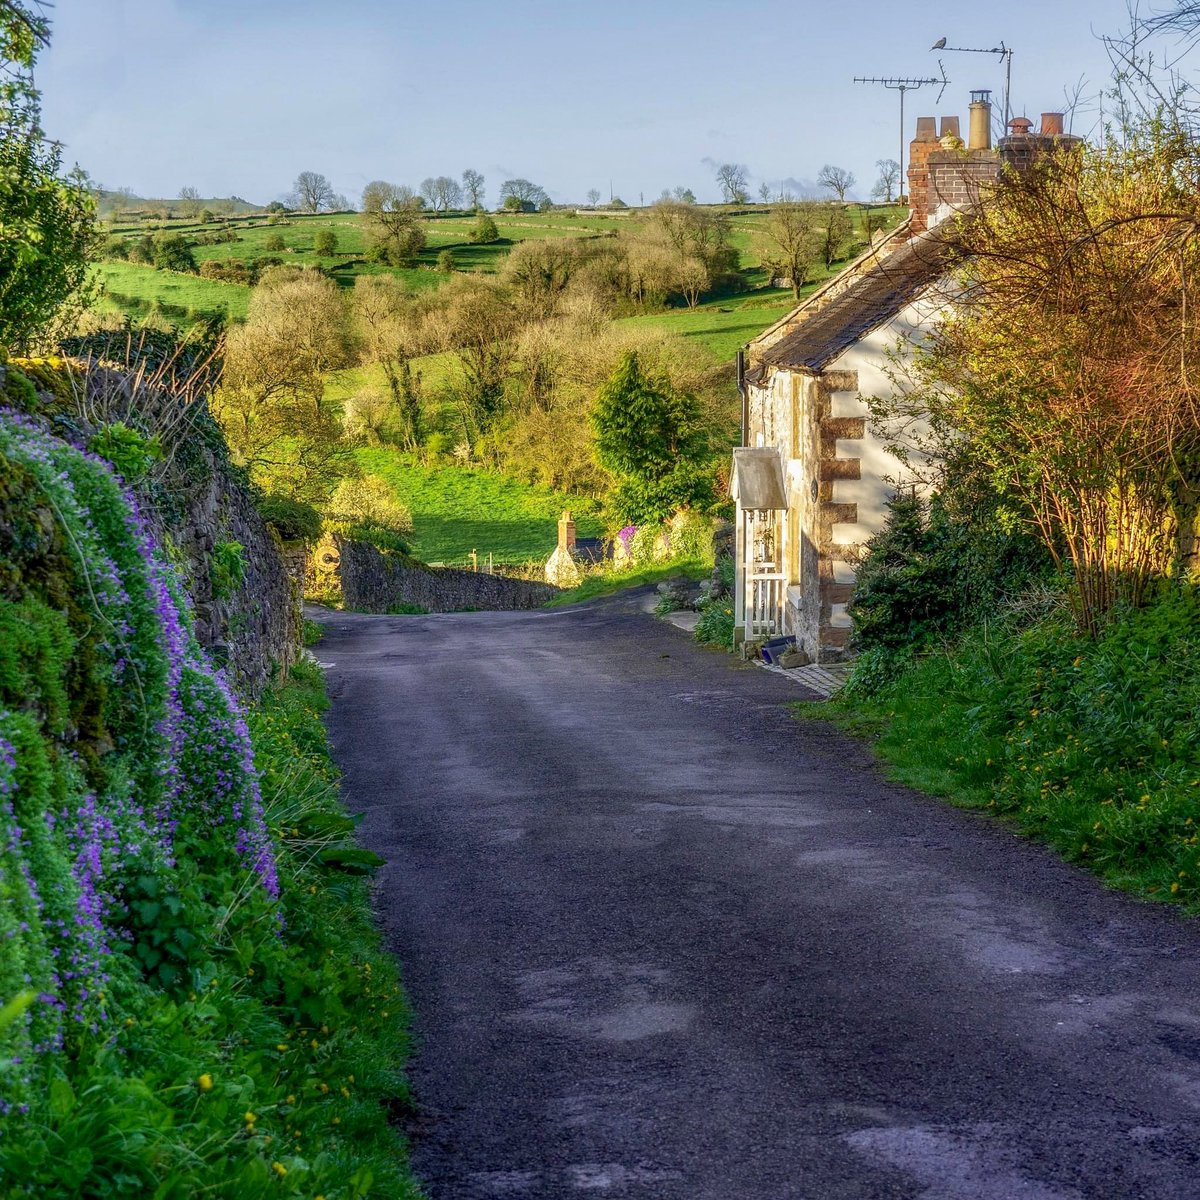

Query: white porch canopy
[{"left": 731, "top": 449, "right": 789, "bottom": 643}]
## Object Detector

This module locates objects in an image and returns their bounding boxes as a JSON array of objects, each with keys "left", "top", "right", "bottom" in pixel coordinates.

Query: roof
[
  {"left": 755, "top": 233, "right": 957, "bottom": 377},
  {"left": 730, "top": 448, "right": 787, "bottom": 510}
]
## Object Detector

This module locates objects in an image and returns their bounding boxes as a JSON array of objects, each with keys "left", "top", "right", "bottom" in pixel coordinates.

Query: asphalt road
[{"left": 316, "top": 594, "right": 1200, "bottom": 1200}]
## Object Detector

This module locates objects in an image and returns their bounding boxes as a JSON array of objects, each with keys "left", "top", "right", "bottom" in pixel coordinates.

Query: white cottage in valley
[{"left": 733, "top": 93, "right": 1077, "bottom": 663}]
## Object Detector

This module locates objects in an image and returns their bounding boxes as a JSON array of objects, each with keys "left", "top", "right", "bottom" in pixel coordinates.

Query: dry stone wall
[
  {"left": 334, "top": 535, "right": 559, "bottom": 612},
  {"left": 2, "top": 361, "right": 300, "bottom": 695}
]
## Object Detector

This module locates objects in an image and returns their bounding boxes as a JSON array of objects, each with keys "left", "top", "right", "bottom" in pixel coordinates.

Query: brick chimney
[
  {"left": 999, "top": 114, "right": 1081, "bottom": 174},
  {"left": 907, "top": 116, "right": 940, "bottom": 233}
]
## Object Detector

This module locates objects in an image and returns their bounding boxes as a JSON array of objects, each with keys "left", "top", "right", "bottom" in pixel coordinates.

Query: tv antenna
[
  {"left": 853, "top": 64, "right": 949, "bottom": 199},
  {"left": 930, "top": 39, "right": 1013, "bottom": 130}
]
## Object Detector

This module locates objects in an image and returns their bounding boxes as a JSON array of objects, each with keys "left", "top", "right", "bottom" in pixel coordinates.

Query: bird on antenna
[{"left": 931, "top": 37, "right": 947, "bottom": 49}]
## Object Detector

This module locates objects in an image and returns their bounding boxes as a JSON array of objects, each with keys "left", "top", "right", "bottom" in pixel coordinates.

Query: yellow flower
[
  {"left": 331, "top": 1116, "right": 340, "bottom": 1125},
  {"left": 1171, "top": 882, "right": 1181, "bottom": 894},
  {"left": 340, "top": 1086, "right": 350, "bottom": 1098},
  {"left": 198, "top": 1074, "right": 214, "bottom": 1092},
  {"left": 319, "top": 1082, "right": 329, "bottom": 1094},
  {"left": 271, "top": 1162, "right": 287, "bottom": 1177},
  {"left": 347, "top": 1074, "right": 354, "bottom": 1083},
  {"left": 244, "top": 1111, "right": 256, "bottom": 1124},
  {"left": 310, "top": 1038, "right": 319, "bottom": 1050},
  {"left": 276, "top": 1043, "right": 288, "bottom": 1051},
  {"left": 286, "top": 1094, "right": 295, "bottom": 1104}
]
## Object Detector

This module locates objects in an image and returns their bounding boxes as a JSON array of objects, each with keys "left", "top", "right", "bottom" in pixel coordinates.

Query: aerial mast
[
  {"left": 929, "top": 38, "right": 1013, "bottom": 131},
  {"left": 853, "top": 63, "right": 949, "bottom": 200}
]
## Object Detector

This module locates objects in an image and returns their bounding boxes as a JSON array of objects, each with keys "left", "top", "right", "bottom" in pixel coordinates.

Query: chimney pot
[
  {"left": 1040, "top": 112, "right": 1065, "bottom": 136},
  {"left": 968, "top": 92, "right": 992, "bottom": 151},
  {"left": 939, "top": 115, "right": 961, "bottom": 140},
  {"left": 1009, "top": 116, "right": 1034, "bottom": 136},
  {"left": 914, "top": 116, "right": 938, "bottom": 142}
]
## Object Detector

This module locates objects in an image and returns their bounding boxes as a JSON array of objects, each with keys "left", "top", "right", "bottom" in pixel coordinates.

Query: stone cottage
[{"left": 733, "top": 94, "right": 1078, "bottom": 662}]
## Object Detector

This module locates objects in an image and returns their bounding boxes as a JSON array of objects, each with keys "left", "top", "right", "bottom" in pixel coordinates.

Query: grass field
[
  {"left": 93, "top": 260, "right": 251, "bottom": 320},
  {"left": 93, "top": 206, "right": 908, "bottom": 335},
  {"left": 356, "top": 447, "right": 603, "bottom": 564}
]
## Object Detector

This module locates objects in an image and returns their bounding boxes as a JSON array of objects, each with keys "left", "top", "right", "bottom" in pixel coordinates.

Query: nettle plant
[{"left": 0, "top": 409, "right": 278, "bottom": 1113}]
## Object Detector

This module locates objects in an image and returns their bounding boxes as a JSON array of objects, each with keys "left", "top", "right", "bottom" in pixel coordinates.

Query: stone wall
[
  {"left": 333, "top": 535, "right": 559, "bottom": 612},
  {"left": 2, "top": 360, "right": 300, "bottom": 695}
]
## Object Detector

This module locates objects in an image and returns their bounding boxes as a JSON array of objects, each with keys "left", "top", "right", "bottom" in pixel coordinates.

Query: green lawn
[{"left": 357, "top": 447, "right": 602, "bottom": 564}]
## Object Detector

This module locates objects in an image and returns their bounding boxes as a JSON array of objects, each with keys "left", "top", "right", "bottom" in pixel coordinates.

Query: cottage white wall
[{"left": 825, "top": 295, "right": 939, "bottom": 544}]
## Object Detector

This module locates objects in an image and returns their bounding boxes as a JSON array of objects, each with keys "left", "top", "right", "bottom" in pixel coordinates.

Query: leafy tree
[
  {"left": 877, "top": 111, "right": 1200, "bottom": 631},
  {"left": 714, "top": 163, "right": 748, "bottom": 204},
  {"left": 817, "top": 164, "right": 856, "bottom": 201},
  {"left": 313, "top": 228, "right": 338, "bottom": 255},
  {"left": 673, "top": 186, "right": 697, "bottom": 204},
  {"left": 500, "top": 178, "right": 547, "bottom": 210},
  {"left": 437, "top": 248, "right": 456, "bottom": 273},
  {"left": 361, "top": 180, "right": 426, "bottom": 266},
  {"left": 590, "top": 351, "right": 712, "bottom": 523},
  {"left": 212, "top": 268, "right": 353, "bottom": 502},
  {"left": 350, "top": 275, "right": 423, "bottom": 451},
  {"left": 0, "top": 2, "right": 97, "bottom": 352},
  {"left": 462, "top": 168, "right": 485, "bottom": 209},
  {"left": 871, "top": 159, "right": 901, "bottom": 203},
  {"left": 151, "top": 234, "right": 197, "bottom": 273},
  {"left": 292, "top": 170, "right": 336, "bottom": 213},
  {"left": 762, "top": 199, "right": 820, "bottom": 297},
  {"left": 818, "top": 202, "right": 854, "bottom": 266},
  {"left": 425, "top": 276, "right": 523, "bottom": 445}
]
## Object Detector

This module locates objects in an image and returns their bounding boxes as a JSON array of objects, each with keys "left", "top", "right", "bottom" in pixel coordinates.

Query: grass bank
[
  {"left": 357, "top": 447, "right": 602, "bottom": 565},
  {"left": 817, "top": 588, "right": 1200, "bottom": 910}
]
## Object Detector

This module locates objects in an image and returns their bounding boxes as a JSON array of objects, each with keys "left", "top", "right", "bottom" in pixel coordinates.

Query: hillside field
[
  {"left": 356, "top": 448, "right": 603, "bottom": 564},
  {"left": 92, "top": 206, "right": 906, "bottom": 356}
]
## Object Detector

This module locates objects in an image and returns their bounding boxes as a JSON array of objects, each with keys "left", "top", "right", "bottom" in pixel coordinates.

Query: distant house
[{"left": 733, "top": 94, "right": 1077, "bottom": 663}]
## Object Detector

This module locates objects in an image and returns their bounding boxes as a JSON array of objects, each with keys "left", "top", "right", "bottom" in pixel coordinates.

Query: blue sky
[{"left": 37, "top": 0, "right": 1139, "bottom": 206}]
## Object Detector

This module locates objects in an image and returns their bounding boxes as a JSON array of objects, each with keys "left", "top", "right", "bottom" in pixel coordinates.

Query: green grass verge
[
  {"left": 546, "top": 559, "right": 709, "bottom": 606},
  {"left": 356, "top": 447, "right": 602, "bottom": 565},
  {"left": 815, "top": 589, "right": 1200, "bottom": 911},
  {"left": 2, "top": 659, "right": 421, "bottom": 1198}
]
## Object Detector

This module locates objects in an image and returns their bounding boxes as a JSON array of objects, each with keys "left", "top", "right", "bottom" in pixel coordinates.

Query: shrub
[
  {"left": 437, "top": 248, "right": 457, "bottom": 273},
  {"left": 848, "top": 483, "right": 1051, "bottom": 658},
  {"left": 210, "top": 539, "right": 246, "bottom": 600},
  {"left": 469, "top": 214, "right": 499, "bottom": 244},
  {"left": 87, "top": 421, "right": 162, "bottom": 483},
  {"left": 313, "top": 228, "right": 337, "bottom": 256},
  {"left": 257, "top": 492, "right": 322, "bottom": 542},
  {"left": 263, "top": 233, "right": 286, "bottom": 251},
  {"left": 326, "top": 475, "right": 412, "bottom": 534},
  {"left": 151, "top": 234, "right": 197, "bottom": 273}
]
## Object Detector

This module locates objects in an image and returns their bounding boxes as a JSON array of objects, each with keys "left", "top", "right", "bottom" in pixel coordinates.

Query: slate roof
[{"left": 756, "top": 232, "right": 957, "bottom": 376}]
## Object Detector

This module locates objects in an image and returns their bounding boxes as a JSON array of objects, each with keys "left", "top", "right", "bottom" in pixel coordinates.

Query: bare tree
[
  {"left": 715, "top": 162, "right": 749, "bottom": 204},
  {"left": 870, "top": 159, "right": 900, "bottom": 203},
  {"left": 757, "top": 182, "right": 772, "bottom": 203},
  {"left": 420, "top": 176, "right": 463, "bottom": 212},
  {"left": 586, "top": 188, "right": 601, "bottom": 207},
  {"left": 178, "top": 185, "right": 201, "bottom": 216},
  {"left": 817, "top": 164, "right": 856, "bottom": 201},
  {"left": 462, "top": 168, "right": 485, "bottom": 209},
  {"left": 293, "top": 170, "right": 336, "bottom": 213}
]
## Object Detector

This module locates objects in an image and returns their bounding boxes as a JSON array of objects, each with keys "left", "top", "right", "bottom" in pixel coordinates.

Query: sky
[{"left": 35, "top": 0, "right": 1144, "bottom": 207}]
